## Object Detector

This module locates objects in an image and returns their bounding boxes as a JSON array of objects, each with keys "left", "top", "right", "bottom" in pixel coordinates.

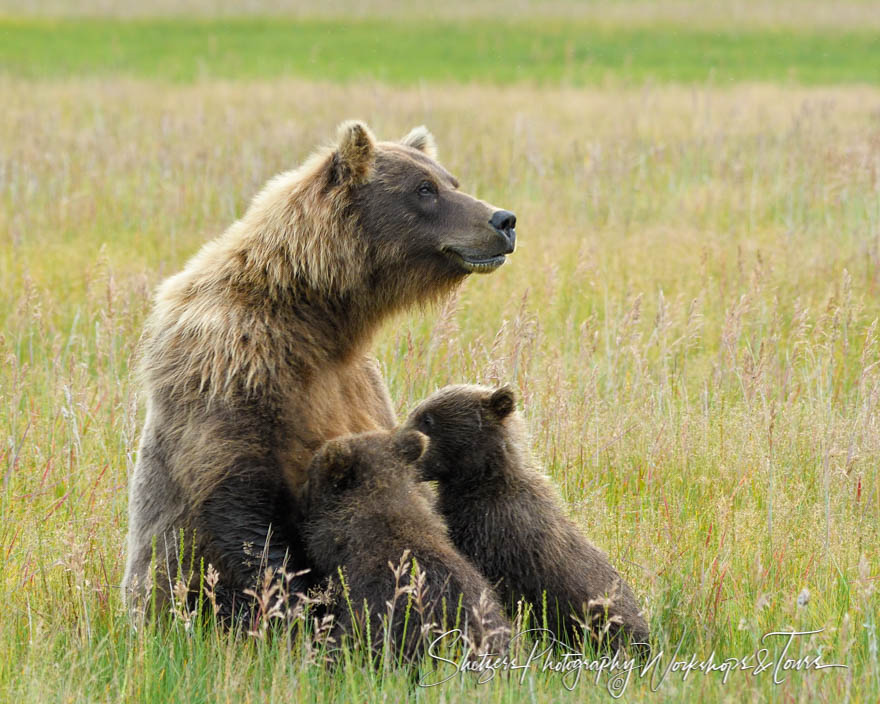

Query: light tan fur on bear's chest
[{"left": 279, "top": 355, "right": 396, "bottom": 489}]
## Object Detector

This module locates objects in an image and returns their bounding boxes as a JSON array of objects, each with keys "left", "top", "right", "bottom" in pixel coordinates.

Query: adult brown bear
[{"left": 122, "top": 121, "right": 517, "bottom": 618}]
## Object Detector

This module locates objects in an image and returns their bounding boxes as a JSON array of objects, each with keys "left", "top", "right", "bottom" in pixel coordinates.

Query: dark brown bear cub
[
  {"left": 303, "top": 429, "right": 510, "bottom": 663},
  {"left": 404, "top": 385, "right": 650, "bottom": 652}
]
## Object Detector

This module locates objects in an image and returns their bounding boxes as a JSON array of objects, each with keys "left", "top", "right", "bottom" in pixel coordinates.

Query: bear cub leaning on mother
[
  {"left": 122, "top": 121, "right": 517, "bottom": 620},
  {"left": 303, "top": 428, "right": 511, "bottom": 662},
  {"left": 404, "top": 384, "right": 650, "bottom": 652}
]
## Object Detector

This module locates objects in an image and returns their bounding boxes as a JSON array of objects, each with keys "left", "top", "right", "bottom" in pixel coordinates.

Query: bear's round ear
[
  {"left": 485, "top": 386, "right": 516, "bottom": 419},
  {"left": 332, "top": 120, "right": 376, "bottom": 186},
  {"left": 393, "top": 429, "right": 428, "bottom": 464},
  {"left": 400, "top": 125, "right": 437, "bottom": 160},
  {"left": 311, "top": 439, "right": 356, "bottom": 492}
]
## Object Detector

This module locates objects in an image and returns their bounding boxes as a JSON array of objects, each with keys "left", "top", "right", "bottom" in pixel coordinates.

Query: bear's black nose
[
  {"left": 490, "top": 210, "right": 517, "bottom": 251},
  {"left": 490, "top": 210, "right": 516, "bottom": 232}
]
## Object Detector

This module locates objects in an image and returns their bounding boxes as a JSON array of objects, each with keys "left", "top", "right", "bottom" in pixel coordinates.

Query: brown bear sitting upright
[
  {"left": 404, "top": 385, "right": 650, "bottom": 651},
  {"left": 303, "top": 429, "right": 511, "bottom": 662},
  {"left": 122, "top": 121, "right": 517, "bottom": 618}
]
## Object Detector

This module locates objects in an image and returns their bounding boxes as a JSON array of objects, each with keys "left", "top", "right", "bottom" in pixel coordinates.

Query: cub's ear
[
  {"left": 393, "top": 429, "right": 428, "bottom": 464},
  {"left": 400, "top": 125, "right": 437, "bottom": 160},
  {"left": 331, "top": 120, "right": 376, "bottom": 186},
  {"left": 310, "top": 439, "right": 357, "bottom": 493},
  {"left": 485, "top": 386, "right": 516, "bottom": 420}
]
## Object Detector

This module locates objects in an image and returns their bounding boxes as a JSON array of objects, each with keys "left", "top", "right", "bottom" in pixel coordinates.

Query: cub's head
[
  {"left": 403, "top": 384, "right": 517, "bottom": 482},
  {"left": 303, "top": 428, "right": 428, "bottom": 516}
]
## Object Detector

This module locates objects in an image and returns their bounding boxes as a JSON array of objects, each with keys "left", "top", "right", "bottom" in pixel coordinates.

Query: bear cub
[
  {"left": 404, "top": 385, "right": 650, "bottom": 652},
  {"left": 303, "top": 429, "right": 510, "bottom": 663}
]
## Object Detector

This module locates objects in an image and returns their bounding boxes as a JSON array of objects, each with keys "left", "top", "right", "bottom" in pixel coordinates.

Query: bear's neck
[
  {"left": 278, "top": 282, "right": 388, "bottom": 364},
  {"left": 239, "top": 265, "right": 458, "bottom": 371},
  {"left": 452, "top": 442, "right": 538, "bottom": 495},
  {"left": 204, "top": 219, "right": 464, "bottom": 381}
]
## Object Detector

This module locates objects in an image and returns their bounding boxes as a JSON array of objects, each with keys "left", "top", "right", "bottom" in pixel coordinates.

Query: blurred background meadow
[{"left": 1, "top": 1, "right": 879, "bottom": 701}]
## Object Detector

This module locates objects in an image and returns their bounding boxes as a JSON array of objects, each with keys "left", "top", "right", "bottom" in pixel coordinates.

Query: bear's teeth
[
  {"left": 446, "top": 250, "right": 505, "bottom": 274},
  {"left": 464, "top": 258, "right": 505, "bottom": 274}
]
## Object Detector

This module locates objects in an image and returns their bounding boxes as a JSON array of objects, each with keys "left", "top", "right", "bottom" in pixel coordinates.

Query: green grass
[
  {"left": 2, "top": 17, "right": 880, "bottom": 84},
  {"left": 2, "top": 76, "right": 879, "bottom": 700},
  {"left": 2, "top": 4, "right": 880, "bottom": 699}
]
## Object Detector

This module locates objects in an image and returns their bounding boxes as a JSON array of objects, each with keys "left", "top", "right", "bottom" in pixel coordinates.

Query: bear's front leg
[{"left": 195, "top": 467, "right": 315, "bottom": 624}]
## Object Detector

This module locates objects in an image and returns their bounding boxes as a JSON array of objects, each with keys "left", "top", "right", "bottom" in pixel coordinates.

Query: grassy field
[
  {"left": 2, "top": 18, "right": 880, "bottom": 84},
  {"left": 6, "top": 0, "right": 880, "bottom": 30},
  {"left": 2, "top": 5, "right": 880, "bottom": 703}
]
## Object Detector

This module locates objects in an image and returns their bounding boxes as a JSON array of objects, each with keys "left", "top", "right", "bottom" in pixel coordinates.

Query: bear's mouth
[{"left": 444, "top": 250, "right": 507, "bottom": 274}]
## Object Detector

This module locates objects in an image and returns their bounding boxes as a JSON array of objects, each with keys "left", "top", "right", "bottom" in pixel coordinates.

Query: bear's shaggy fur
[
  {"left": 404, "top": 385, "right": 650, "bottom": 651},
  {"left": 122, "top": 122, "right": 516, "bottom": 617},
  {"left": 303, "top": 429, "right": 511, "bottom": 662}
]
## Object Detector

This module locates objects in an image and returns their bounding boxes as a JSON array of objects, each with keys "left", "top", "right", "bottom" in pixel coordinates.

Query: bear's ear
[
  {"left": 393, "top": 429, "right": 428, "bottom": 464},
  {"left": 400, "top": 125, "right": 437, "bottom": 160},
  {"left": 312, "top": 440, "right": 357, "bottom": 493},
  {"left": 331, "top": 120, "right": 376, "bottom": 186},
  {"left": 485, "top": 386, "right": 516, "bottom": 420}
]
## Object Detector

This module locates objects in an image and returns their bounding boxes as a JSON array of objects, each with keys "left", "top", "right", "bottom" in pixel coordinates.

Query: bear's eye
[
  {"left": 417, "top": 181, "right": 438, "bottom": 197},
  {"left": 419, "top": 413, "right": 435, "bottom": 431}
]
